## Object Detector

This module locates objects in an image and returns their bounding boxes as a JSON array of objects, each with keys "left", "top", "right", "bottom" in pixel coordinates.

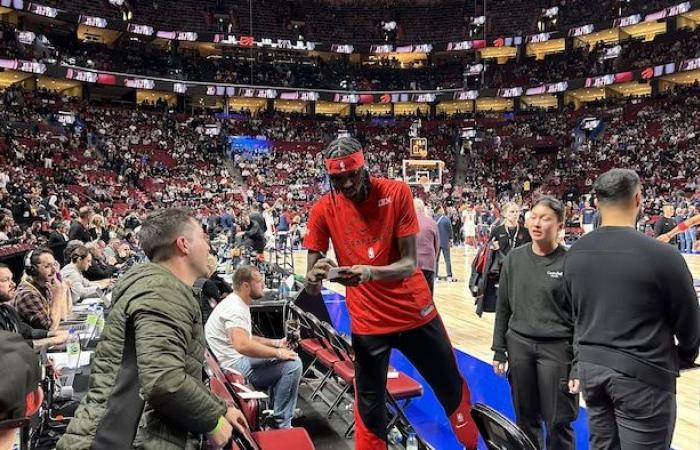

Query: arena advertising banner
[
  {"left": 446, "top": 40, "right": 487, "bottom": 51},
  {"left": 0, "top": 0, "right": 24, "bottom": 8},
  {"left": 124, "top": 78, "right": 156, "bottom": 90},
  {"left": 453, "top": 90, "right": 479, "bottom": 101},
  {"left": 526, "top": 32, "right": 553, "bottom": 44},
  {"left": 206, "top": 85, "right": 237, "bottom": 96},
  {"left": 525, "top": 81, "right": 568, "bottom": 96},
  {"left": 0, "top": 58, "right": 46, "bottom": 74},
  {"left": 78, "top": 15, "right": 108, "bottom": 28},
  {"left": 680, "top": 57, "right": 700, "bottom": 72},
  {"left": 497, "top": 87, "right": 523, "bottom": 98},
  {"left": 279, "top": 91, "right": 320, "bottom": 101},
  {"left": 491, "top": 36, "right": 522, "bottom": 47},
  {"left": 156, "top": 31, "right": 198, "bottom": 41},
  {"left": 568, "top": 24, "right": 594, "bottom": 37},
  {"left": 613, "top": 14, "right": 641, "bottom": 28},
  {"left": 26, "top": 2, "right": 57, "bottom": 18},
  {"left": 127, "top": 24, "right": 155, "bottom": 36},
  {"left": 331, "top": 44, "right": 354, "bottom": 54},
  {"left": 645, "top": 1, "right": 691, "bottom": 22},
  {"left": 239, "top": 88, "right": 278, "bottom": 99}
]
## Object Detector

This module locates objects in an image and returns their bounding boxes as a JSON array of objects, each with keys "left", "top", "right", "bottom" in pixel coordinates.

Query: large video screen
[{"left": 228, "top": 136, "right": 271, "bottom": 156}]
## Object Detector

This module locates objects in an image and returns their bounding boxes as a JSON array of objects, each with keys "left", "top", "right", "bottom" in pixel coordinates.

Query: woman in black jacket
[
  {"left": 478, "top": 202, "right": 531, "bottom": 313},
  {"left": 491, "top": 197, "right": 577, "bottom": 449}
]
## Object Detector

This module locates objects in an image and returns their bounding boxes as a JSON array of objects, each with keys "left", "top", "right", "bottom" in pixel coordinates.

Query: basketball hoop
[{"left": 418, "top": 175, "right": 430, "bottom": 193}]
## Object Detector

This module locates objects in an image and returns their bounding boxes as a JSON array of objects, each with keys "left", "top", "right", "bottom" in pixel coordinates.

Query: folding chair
[
  {"left": 316, "top": 322, "right": 424, "bottom": 440},
  {"left": 204, "top": 350, "right": 264, "bottom": 431},
  {"left": 208, "top": 358, "right": 315, "bottom": 450},
  {"left": 302, "top": 313, "right": 342, "bottom": 402},
  {"left": 288, "top": 304, "right": 324, "bottom": 382},
  {"left": 471, "top": 403, "right": 538, "bottom": 450}
]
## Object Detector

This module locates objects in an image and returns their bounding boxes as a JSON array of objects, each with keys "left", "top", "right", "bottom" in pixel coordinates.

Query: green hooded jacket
[{"left": 57, "top": 263, "right": 226, "bottom": 450}]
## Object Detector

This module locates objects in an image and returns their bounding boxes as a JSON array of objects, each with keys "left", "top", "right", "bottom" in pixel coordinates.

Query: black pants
[
  {"left": 579, "top": 362, "right": 676, "bottom": 450},
  {"left": 352, "top": 316, "right": 467, "bottom": 447},
  {"left": 506, "top": 330, "right": 578, "bottom": 450},
  {"left": 421, "top": 269, "right": 435, "bottom": 295}
]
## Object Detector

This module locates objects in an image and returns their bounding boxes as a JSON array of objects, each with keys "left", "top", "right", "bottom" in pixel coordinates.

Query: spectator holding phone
[{"left": 15, "top": 248, "right": 71, "bottom": 331}]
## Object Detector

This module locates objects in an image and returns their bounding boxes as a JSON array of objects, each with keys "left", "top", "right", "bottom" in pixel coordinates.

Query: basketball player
[{"left": 303, "top": 137, "right": 478, "bottom": 450}]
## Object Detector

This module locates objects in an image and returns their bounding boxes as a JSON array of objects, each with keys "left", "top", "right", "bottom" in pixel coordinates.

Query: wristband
[
  {"left": 678, "top": 221, "right": 689, "bottom": 232},
  {"left": 365, "top": 267, "right": 372, "bottom": 281},
  {"left": 209, "top": 416, "right": 226, "bottom": 435}
]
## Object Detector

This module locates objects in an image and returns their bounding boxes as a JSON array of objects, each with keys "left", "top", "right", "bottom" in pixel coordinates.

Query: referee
[
  {"left": 564, "top": 169, "right": 700, "bottom": 450},
  {"left": 492, "top": 196, "right": 577, "bottom": 449}
]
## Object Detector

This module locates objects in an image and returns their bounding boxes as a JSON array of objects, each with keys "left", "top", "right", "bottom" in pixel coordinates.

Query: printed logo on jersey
[
  {"left": 547, "top": 271, "right": 563, "bottom": 279},
  {"left": 420, "top": 304, "right": 435, "bottom": 317},
  {"left": 368, "top": 247, "right": 375, "bottom": 259},
  {"left": 377, "top": 197, "right": 392, "bottom": 207}
]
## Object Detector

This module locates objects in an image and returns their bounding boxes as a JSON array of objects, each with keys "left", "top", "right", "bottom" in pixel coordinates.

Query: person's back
[
  {"left": 564, "top": 168, "right": 700, "bottom": 450},
  {"left": 565, "top": 226, "right": 698, "bottom": 391}
]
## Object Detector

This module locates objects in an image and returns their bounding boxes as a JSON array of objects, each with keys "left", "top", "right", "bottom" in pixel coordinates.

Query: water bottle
[
  {"left": 406, "top": 432, "right": 418, "bottom": 450},
  {"left": 66, "top": 327, "right": 80, "bottom": 368},
  {"left": 278, "top": 282, "right": 289, "bottom": 300},
  {"left": 387, "top": 426, "right": 403, "bottom": 446},
  {"left": 95, "top": 306, "right": 105, "bottom": 336},
  {"left": 86, "top": 305, "right": 97, "bottom": 335}
]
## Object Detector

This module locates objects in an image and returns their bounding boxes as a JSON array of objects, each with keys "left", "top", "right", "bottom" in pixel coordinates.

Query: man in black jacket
[
  {"left": 564, "top": 169, "right": 700, "bottom": 450},
  {"left": 68, "top": 206, "right": 93, "bottom": 243}
]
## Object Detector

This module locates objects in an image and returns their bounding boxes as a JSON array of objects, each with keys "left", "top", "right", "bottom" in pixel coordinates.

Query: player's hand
[
  {"left": 657, "top": 234, "right": 671, "bottom": 243},
  {"left": 568, "top": 379, "right": 580, "bottom": 394},
  {"left": 492, "top": 361, "right": 507, "bottom": 375},
  {"left": 306, "top": 258, "right": 337, "bottom": 284},
  {"left": 225, "top": 406, "right": 249, "bottom": 435},
  {"left": 341, "top": 265, "right": 372, "bottom": 286}
]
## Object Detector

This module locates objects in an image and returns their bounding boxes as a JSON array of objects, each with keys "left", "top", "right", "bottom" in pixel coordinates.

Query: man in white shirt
[{"left": 205, "top": 266, "right": 301, "bottom": 429}]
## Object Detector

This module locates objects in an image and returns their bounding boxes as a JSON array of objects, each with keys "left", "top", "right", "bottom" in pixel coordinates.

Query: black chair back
[{"left": 471, "top": 403, "right": 538, "bottom": 450}]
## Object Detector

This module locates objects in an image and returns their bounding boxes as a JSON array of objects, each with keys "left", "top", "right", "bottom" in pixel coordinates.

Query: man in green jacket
[{"left": 57, "top": 208, "right": 247, "bottom": 450}]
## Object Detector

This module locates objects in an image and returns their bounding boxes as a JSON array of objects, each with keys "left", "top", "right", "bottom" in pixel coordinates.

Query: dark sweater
[
  {"left": 653, "top": 216, "right": 677, "bottom": 246},
  {"left": 492, "top": 244, "right": 572, "bottom": 362},
  {"left": 564, "top": 226, "right": 700, "bottom": 392}
]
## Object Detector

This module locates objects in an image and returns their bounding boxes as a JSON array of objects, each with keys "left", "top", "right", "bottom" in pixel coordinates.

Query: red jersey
[{"left": 304, "top": 177, "right": 437, "bottom": 335}]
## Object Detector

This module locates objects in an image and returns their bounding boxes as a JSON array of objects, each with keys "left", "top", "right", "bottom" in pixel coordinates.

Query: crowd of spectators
[
  {"left": 36, "top": 0, "right": 681, "bottom": 43},
  {"left": 1, "top": 80, "right": 698, "bottom": 257},
  {"left": 4, "top": 7, "right": 700, "bottom": 92}
]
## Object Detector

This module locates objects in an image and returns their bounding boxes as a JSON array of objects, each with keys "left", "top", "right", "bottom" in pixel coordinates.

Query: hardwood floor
[{"left": 293, "top": 249, "right": 700, "bottom": 450}]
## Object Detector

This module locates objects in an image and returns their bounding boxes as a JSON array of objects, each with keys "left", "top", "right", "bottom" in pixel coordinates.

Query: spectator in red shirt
[{"left": 303, "top": 137, "right": 478, "bottom": 450}]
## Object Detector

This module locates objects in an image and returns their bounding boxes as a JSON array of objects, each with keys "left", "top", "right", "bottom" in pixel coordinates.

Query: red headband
[{"left": 325, "top": 151, "right": 365, "bottom": 175}]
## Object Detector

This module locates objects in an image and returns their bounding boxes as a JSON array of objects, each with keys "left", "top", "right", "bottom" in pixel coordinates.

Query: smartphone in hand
[{"left": 327, "top": 267, "right": 353, "bottom": 282}]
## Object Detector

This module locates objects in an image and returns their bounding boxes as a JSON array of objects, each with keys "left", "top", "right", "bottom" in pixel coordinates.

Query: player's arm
[{"left": 658, "top": 213, "right": 700, "bottom": 242}]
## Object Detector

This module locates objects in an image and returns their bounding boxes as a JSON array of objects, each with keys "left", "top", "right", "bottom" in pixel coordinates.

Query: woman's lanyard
[{"left": 506, "top": 224, "right": 519, "bottom": 250}]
